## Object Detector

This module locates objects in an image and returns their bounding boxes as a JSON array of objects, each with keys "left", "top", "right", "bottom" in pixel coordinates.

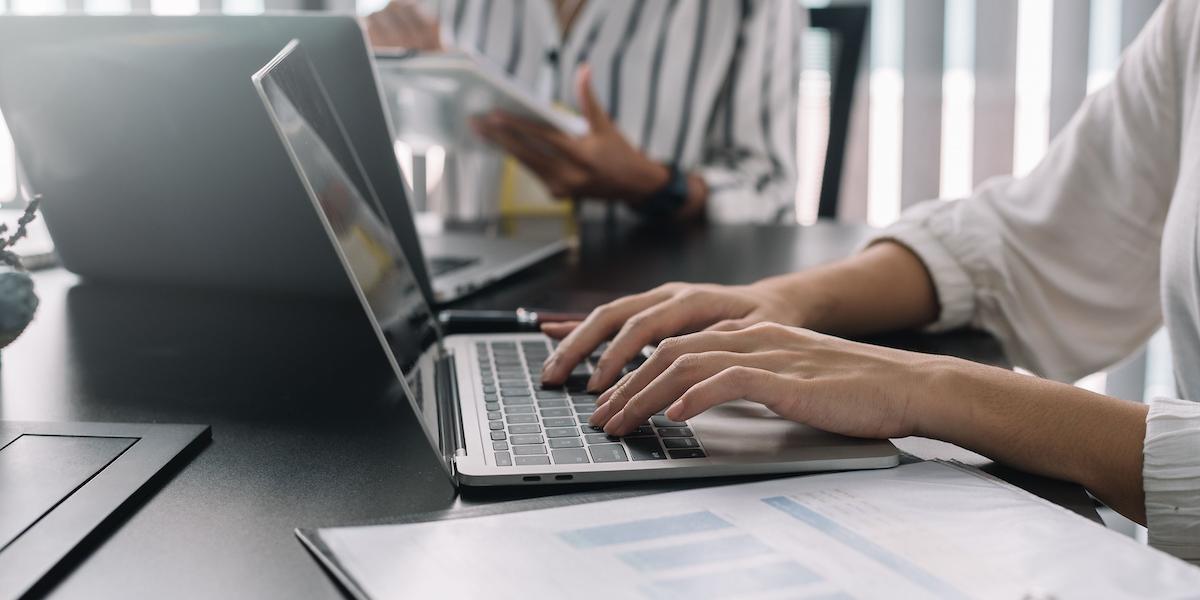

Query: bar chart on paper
[{"left": 312, "top": 461, "right": 1200, "bottom": 600}]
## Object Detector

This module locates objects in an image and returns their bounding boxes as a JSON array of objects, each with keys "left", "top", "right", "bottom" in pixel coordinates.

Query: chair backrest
[{"left": 808, "top": 5, "right": 869, "bottom": 220}]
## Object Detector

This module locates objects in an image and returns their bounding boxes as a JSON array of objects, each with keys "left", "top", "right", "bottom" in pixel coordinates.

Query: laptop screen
[{"left": 252, "top": 41, "right": 445, "bottom": 452}]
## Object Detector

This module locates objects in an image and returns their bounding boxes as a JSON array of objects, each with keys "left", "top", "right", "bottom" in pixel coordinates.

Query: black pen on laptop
[{"left": 437, "top": 308, "right": 588, "bottom": 334}]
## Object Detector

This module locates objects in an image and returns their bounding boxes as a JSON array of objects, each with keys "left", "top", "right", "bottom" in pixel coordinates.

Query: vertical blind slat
[
  {"left": 1121, "top": 0, "right": 1161, "bottom": 46},
  {"left": 901, "top": 0, "right": 945, "bottom": 206},
  {"left": 1049, "top": 0, "right": 1090, "bottom": 139},
  {"left": 838, "top": 47, "right": 871, "bottom": 222},
  {"left": 971, "top": 0, "right": 1017, "bottom": 187}
]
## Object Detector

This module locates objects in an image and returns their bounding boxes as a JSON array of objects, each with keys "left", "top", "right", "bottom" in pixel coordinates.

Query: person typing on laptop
[
  {"left": 541, "top": 0, "right": 1200, "bottom": 565},
  {"left": 365, "top": 0, "right": 803, "bottom": 223}
]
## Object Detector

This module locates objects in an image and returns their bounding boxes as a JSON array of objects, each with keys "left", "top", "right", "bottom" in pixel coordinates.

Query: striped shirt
[{"left": 428, "top": 0, "right": 803, "bottom": 223}]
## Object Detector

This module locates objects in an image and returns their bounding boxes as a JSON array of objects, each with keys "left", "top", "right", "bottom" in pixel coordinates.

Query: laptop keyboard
[
  {"left": 427, "top": 255, "right": 479, "bottom": 276},
  {"left": 475, "top": 339, "right": 708, "bottom": 467}
]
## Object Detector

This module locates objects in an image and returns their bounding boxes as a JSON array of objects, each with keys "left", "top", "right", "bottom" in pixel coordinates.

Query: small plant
[{"left": 0, "top": 194, "right": 41, "bottom": 271}]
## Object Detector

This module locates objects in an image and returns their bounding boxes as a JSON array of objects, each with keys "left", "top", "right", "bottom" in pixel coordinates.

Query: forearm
[
  {"left": 919, "top": 358, "right": 1149, "bottom": 523},
  {"left": 755, "top": 241, "right": 940, "bottom": 336}
]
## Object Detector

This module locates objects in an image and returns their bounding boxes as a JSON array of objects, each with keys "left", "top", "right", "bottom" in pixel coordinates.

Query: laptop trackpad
[
  {"left": 0, "top": 435, "right": 136, "bottom": 549},
  {"left": 691, "top": 401, "right": 893, "bottom": 462}
]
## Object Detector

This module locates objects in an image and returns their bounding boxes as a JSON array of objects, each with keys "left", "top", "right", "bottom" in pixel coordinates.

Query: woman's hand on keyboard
[
  {"left": 539, "top": 280, "right": 806, "bottom": 393},
  {"left": 585, "top": 322, "right": 942, "bottom": 439}
]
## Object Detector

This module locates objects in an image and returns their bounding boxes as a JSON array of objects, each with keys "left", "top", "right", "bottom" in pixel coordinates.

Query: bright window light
[
  {"left": 151, "top": 0, "right": 198, "bottom": 15},
  {"left": 0, "top": 113, "right": 14, "bottom": 202},
  {"left": 357, "top": 0, "right": 389, "bottom": 16},
  {"left": 1087, "top": 0, "right": 1122, "bottom": 93},
  {"left": 85, "top": 0, "right": 131, "bottom": 13},
  {"left": 938, "top": 0, "right": 974, "bottom": 200},
  {"left": 867, "top": 0, "right": 903, "bottom": 227},
  {"left": 12, "top": 0, "right": 65, "bottom": 13},
  {"left": 222, "top": 0, "right": 263, "bottom": 14},
  {"left": 1012, "top": 0, "right": 1052, "bottom": 177}
]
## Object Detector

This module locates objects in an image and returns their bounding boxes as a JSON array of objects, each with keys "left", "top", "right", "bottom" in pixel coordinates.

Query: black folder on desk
[{"left": 0, "top": 421, "right": 209, "bottom": 598}]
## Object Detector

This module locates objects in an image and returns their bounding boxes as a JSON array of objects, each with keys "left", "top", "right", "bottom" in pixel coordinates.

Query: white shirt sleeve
[
  {"left": 866, "top": 0, "right": 1185, "bottom": 384},
  {"left": 1144, "top": 397, "right": 1200, "bottom": 564}
]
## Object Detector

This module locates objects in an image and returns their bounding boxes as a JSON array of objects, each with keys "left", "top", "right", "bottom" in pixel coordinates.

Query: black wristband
[{"left": 634, "top": 162, "right": 688, "bottom": 219}]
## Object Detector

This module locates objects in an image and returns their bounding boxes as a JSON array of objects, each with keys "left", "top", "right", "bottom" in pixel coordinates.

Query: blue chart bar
[
  {"left": 762, "top": 496, "right": 968, "bottom": 600},
  {"left": 642, "top": 561, "right": 820, "bottom": 600},
  {"left": 618, "top": 534, "right": 772, "bottom": 572},
  {"left": 557, "top": 511, "right": 731, "bottom": 549}
]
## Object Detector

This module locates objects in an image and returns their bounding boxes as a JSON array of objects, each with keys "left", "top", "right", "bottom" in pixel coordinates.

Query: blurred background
[{"left": 0, "top": 0, "right": 1171, "bottom": 535}]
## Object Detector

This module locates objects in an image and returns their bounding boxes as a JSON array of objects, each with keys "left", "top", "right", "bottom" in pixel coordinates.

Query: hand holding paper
[{"left": 472, "top": 65, "right": 699, "bottom": 213}]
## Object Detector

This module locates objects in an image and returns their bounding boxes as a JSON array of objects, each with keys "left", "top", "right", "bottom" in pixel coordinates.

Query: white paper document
[{"left": 311, "top": 461, "right": 1200, "bottom": 599}]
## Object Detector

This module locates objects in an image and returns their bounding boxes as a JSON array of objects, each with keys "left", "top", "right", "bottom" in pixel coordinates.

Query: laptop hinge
[{"left": 434, "top": 351, "right": 465, "bottom": 483}]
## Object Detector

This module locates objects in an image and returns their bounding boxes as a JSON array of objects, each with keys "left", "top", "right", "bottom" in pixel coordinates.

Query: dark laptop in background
[{"left": 0, "top": 15, "right": 564, "bottom": 302}]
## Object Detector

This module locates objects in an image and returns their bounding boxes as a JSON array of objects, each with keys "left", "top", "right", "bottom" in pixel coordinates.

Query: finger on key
[
  {"left": 540, "top": 290, "right": 671, "bottom": 386},
  {"left": 588, "top": 290, "right": 735, "bottom": 392},
  {"left": 540, "top": 321, "right": 581, "bottom": 340},
  {"left": 605, "top": 351, "right": 757, "bottom": 436}
]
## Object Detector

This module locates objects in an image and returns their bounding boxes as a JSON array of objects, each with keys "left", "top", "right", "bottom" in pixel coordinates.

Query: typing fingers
[
  {"left": 589, "top": 288, "right": 747, "bottom": 392},
  {"left": 540, "top": 288, "right": 674, "bottom": 386}
]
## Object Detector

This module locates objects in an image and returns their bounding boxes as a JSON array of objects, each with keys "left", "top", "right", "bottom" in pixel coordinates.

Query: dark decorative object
[{"left": 0, "top": 195, "right": 41, "bottom": 349}]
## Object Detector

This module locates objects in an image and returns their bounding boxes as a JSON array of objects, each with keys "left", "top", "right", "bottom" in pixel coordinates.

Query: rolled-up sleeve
[
  {"left": 1144, "top": 397, "right": 1200, "bottom": 564},
  {"left": 864, "top": 0, "right": 1185, "bottom": 383}
]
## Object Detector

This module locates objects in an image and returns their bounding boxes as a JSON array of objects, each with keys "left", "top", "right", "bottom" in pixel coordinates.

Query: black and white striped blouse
[{"left": 430, "top": 0, "right": 803, "bottom": 223}]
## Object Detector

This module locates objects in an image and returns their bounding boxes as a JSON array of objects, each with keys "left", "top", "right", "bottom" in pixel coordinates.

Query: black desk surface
[{"left": 1, "top": 221, "right": 1099, "bottom": 599}]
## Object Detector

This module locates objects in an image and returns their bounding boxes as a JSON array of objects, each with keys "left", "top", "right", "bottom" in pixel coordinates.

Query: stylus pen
[{"left": 437, "top": 309, "right": 590, "bottom": 334}]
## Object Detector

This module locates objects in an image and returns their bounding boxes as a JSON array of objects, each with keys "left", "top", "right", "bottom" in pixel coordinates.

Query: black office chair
[{"left": 808, "top": 5, "right": 869, "bottom": 220}]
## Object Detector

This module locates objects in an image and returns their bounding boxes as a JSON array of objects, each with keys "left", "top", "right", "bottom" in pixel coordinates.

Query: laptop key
[
  {"left": 541, "top": 407, "right": 573, "bottom": 418},
  {"left": 510, "top": 434, "right": 544, "bottom": 445},
  {"left": 506, "top": 414, "right": 538, "bottom": 424},
  {"left": 625, "top": 437, "right": 667, "bottom": 461},
  {"left": 537, "top": 399, "right": 569, "bottom": 409},
  {"left": 505, "top": 405, "right": 535, "bottom": 414},
  {"left": 658, "top": 427, "right": 694, "bottom": 438},
  {"left": 579, "top": 425, "right": 605, "bottom": 434},
  {"left": 494, "top": 452, "right": 513, "bottom": 466},
  {"left": 668, "top": 449, "right": 706, "bottom": 459},
  {"left": 663, "top": 438, "right": 700, "bottom": 449},
  {"left": 651, "top": 415, "right": 688, "bottom": 428},
  {"left": 536, "top": 391, "right": 567, "bottom": 400},
  {"left": 542, "top": 417, "right": 576, "bottom": 428},
  {"left": 627, "top": 425, "right": 655, "bottom": 437},
  {"left": 493, "top": 441, "right": 509, "bottom": 451},
  {"left": 490, "top": 431, "right": 506, "bottom": 441},
  {"left": 585, "top": 433, "right": 620, "bottom": 444},
  {"left": 487, "top": 411, "right": 502, "bottom": 420},
  {"left": 502, "top": 397, "right": 533, "bottom": 405},
  {"left": 485, "top": 402, "right": 500, "bottom": 412},
  {"left": 513, "top": 445, "right": 548, "bottom": 455},
  {"left": 545, "top": 427, "right": 579, "bottom": 438},
  {"left": 509, "top": 424, "right": 541, "bottom": 434},
  {"left": 549, "top": 437, "right": 583, "bottom": 448},
  {"left": 570, "top": 395, "right": 595, "bottom": 405},
  {"left": 488, "top": 421, "right": 504, "bottom": 431},
  {"left": 552, "top": 448, "right": 591, "bottom": 465},
  {"left": 515, "top": 455, "right": 551, "bottom": 466},
  {"left": 589, "top": 444, "right": 628, "bottom": 463}
]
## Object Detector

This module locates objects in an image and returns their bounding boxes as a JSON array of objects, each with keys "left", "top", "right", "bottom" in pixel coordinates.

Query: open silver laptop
[
  {"left": 254, "top": 40, "right": 898, "bottom": 486},
  {"left": 0, "top": 14, "right": 558, "bottom": 302}
]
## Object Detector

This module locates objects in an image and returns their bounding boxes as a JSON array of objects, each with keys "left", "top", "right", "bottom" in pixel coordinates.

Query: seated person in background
[
  {"left": 539, "top": 0, "right": 1199, "bottom": 564},
  {"left": 366, "top": 0, "right": 803, "bottom": 223}
]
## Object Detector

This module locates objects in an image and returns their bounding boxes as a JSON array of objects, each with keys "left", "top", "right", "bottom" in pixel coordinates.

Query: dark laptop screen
[{"left": 253, "top": 41, "right": 442, "bottom": 434}]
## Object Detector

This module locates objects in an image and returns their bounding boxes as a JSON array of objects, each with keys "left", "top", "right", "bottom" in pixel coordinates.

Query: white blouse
[{"left": 872, "top": 0, "right": 1200, "bottom": 562}]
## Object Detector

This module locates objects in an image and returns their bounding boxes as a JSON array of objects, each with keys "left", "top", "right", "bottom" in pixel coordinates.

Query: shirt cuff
[
  {"left": 860, "top": 200, "right": 977, "bottom": 332},
  {"left": 1143, "top": 397, "right": 1200, "bottom": 564}
]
